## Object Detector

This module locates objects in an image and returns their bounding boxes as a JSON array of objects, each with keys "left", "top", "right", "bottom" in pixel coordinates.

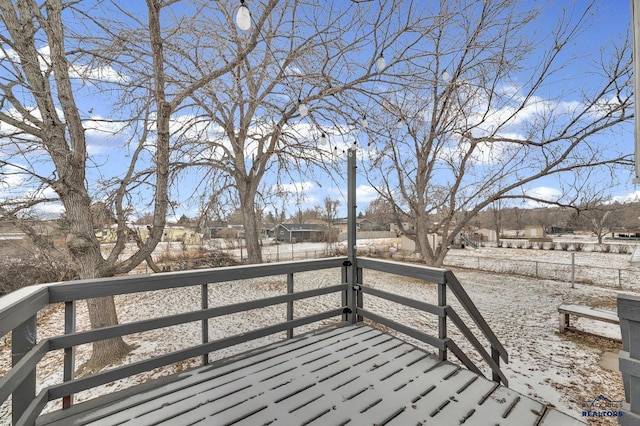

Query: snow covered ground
[{"left": 0, "top": 242, "right": 631, "bottom": 425}]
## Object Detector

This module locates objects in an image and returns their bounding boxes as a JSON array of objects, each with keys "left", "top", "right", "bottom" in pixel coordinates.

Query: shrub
[
  {"left": 0, "top": 254, "right": 76, "bottom": 297},
  {"left": 573, "top": 243, "right": 583, "bottom": 252},
  {"left": 156, "top": 247, "right": 239, "bottom": 271}
]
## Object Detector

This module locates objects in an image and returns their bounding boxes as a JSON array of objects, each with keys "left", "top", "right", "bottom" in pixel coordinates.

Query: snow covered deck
[{"left": 38, "top": 324, "right": 583, "bottom": 426}]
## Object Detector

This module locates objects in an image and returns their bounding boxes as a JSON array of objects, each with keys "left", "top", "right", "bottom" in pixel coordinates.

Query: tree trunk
[
  {"left": 241, "top": 195, "right": 263, "bottom": 264},
  {"left": 415, "top": 216, "right": 440, "bottom": 267},
  {"left": 79, "top": 297, "right": 133, "bottom": 375},
  {"left": 62, "top": 176, "right": 132, "bottom": 375}
]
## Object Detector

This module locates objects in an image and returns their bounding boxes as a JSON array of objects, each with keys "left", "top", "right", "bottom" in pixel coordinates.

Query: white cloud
[
  {"left": 612, "top": 191, "right": 640, "bottom": 204},
  {"left": 356, "top": 185, "right": 378, "bottom": 204},
  {"left": 36, "top": 45, "right": 127, "bottom": 83},
  {"left": 0, "top": 164, "right": 26, "bottom": 192},
  {"left": 273, "top": 181, "right": 314, "bottom": 195},
  {"left": 523, "top": 186, "right": 563, "bottom": 207},
  {"left": 33, "top": 201, "right": 65, "bottom": 217}
]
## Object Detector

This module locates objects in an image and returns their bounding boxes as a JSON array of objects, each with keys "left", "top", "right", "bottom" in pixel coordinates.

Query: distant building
[
  {"left": 547, "top": 225, "right": 574, "bottom": 235},
  {"left": 475, "top": 228, "right": 497, "bottom": 242},
  {"left": 96, "top": 225, "right": 202, "bottom": 244},
  {"left": 275, "top": 223, "right": 326, "bottom": 243},
  {"left": 390, "top": 222, "right": 415, "bottom": 236},
  {"left": 524, "top": 225, "right": 544, "bottom": 238}
]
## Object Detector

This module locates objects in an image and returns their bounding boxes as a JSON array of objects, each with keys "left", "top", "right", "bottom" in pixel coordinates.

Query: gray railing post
[
  {"left": 618, "top": 293, "right": 640, "bottom": 424},
  {"left": 12, "top": 315, "right": 37, "bottom": 424},
  {"left": 287, "top": 273, "right": 294, "bottom": 338},
  {"left": 438, "top": 281, "right": 447, "bottom": 361},
  {"left": 63, "top": 301, "right": 76, "bottom": 408},
  {"left": 201, "top": 284, "right": 209, "bottom": 365}
]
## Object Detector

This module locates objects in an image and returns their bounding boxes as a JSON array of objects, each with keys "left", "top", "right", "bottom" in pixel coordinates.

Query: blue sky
[{"left": 0, "top": 0, "right": 637, "bottom": 221}]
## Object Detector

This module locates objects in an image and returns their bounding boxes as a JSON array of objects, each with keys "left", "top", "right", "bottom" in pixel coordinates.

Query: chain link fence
[{"left": 443, "top": 253, "right": 640, "bottom": 291}]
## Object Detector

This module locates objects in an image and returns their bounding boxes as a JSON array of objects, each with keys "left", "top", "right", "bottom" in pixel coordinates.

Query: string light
[
  {"left": 320, "top": 132, "right": 327, "bottom": 145},
  {"left": 376, "top": 52, "right": 386, "bottom": 72},
  {"left": 236, "top": 0, "right": 251, "bottom": 31},
  {"left": 361, "top": 116, "right": 369, "bottom": 129},
  {"left": 298, "top": 99, "right": 308, "bottom": 117}
]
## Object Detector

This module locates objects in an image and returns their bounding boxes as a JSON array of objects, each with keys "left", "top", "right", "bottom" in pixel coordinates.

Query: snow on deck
[{"left": 39, "top": 324, "right": 584, "bottom": 426}]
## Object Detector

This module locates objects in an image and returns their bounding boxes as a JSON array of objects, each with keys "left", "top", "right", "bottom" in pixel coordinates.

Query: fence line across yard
[
  {"left": 443, "top": 253, "right": 640, "bottom": 290},
  {"left": 218, "top": 242, "right": 640, "bottom": 290}
]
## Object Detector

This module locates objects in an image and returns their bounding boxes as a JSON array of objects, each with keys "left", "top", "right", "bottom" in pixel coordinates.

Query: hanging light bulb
[
  {"left": 236, "top": 0, "right": 251, "bottom": 31},
  {"left": 361, "top": 116, "right": 369, "bottom": 129},
  {"left": 376, "top": 52, "right": 386, "bottom": 72},
  {"left": 320, "top": 132, "right": 327, "bottom": 145},
  {"left": 442, "top": 70, "right": 450, "bottom": 81},
  {"left": 298, "top": 99, "right": 308, "bottom": 117},
  {"left": 395, "top": 118, "right": 404, "bottom": 129}
]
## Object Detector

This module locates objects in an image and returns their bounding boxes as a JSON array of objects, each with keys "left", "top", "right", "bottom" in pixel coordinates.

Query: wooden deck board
[{"left": 38, "top": 323, "right": 585, "bottom": 426}]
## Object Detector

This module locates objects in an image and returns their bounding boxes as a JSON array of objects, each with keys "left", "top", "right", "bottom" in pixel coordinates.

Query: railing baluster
[
  {"left": 63, "top": 301, "right": 76, "bottom": 408},
  {"left": 356, "top": 267, "right": 363, "bottom": 322},
  {"left": 12, "top": 315, "right": 36, "bottom": 425},
  {"left": 491, "top": 346, "right": 500, "bottom": 383},
  {"left": 438, "top": 282, "right": 447, "bottom": 361},
  {"left": 201, "top": 284, "right": 208, "bottom": 365},
  {"left": 287, "top": 273, "right": 294, "bottom": 339},
  {"left": 341, "top": 264, "right": 348, "bottom": 322}
]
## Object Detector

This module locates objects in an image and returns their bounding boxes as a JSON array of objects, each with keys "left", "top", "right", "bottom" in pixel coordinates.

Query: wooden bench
[{"left": 558, "top": 304, "right": 619, "bottom": 338}]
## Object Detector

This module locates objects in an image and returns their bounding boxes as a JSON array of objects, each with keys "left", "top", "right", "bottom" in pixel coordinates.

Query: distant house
[
  {"left": 275, "top": 223, "right": 326, "bottom": 243},
  {"left": 96, "top": 225, "right": 202, "bottom": 244},
  {"left": 390, "top": 222, "right": 415, "bottom": 236},
  {"left": 332, "top": 218, "right": 376, "bottom": 232},
  {"left": 356, "top": 218, "right": 374, "bottom": 231},
  {"left": 524, "top": 225, "right": 544, "bottom": 238},
  {"left": 475, "top": 228, "right": 497, "bottom": 242},
  {"left": 202, "top": 220, "right": 228, "bottom": 239}
]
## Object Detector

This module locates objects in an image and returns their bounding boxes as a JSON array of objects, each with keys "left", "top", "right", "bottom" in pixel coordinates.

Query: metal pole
[
  {"left": 619, "top": 268, "right": 623, "bottom": 288},
  {"left": 571, "top": 252, "right": 575, "bottom": 289},
  {"left": 346, "top": 148, "right": 358, "bottom": 323}
]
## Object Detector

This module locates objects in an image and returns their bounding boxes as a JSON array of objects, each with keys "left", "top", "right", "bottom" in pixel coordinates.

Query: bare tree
[
  {"left": 322, "top": 196, "right": 341, "bottom": 249},
  {"left": 365, "top": 196, "right": 396, "bottom": 227},
  {"left": 489, "top": 201, "right": 503, "bottom": 244},
  {"left": 363, "top": 0, "right": 632, "bottom": 266},
  {"left": 574, "top": 201, "right": 620, "bottom": 243},
  {"left": 0, "top": 0, "right": 276, "bottom": 370},
  {"left": 176, "top": 0, "right": 437, "bottom": 263}
]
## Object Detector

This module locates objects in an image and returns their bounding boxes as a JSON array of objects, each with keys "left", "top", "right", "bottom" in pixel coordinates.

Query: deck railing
[{"left": 0, "top": 256, "right": 507, "bottom": 425}]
